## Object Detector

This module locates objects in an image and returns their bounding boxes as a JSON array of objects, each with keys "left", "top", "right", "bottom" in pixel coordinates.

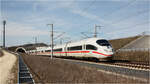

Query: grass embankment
[
  {"left": 114, "top": 51, "right": 149, "bottom": 63},
  {"left": 22, "top": 54, "right": 145, "bottom": 83},
  {"left": 109, "top": 36, "right": 141, "bottom": 50},
  {"left": 109, "top": 36, "right": 149, "bottom": 63}
]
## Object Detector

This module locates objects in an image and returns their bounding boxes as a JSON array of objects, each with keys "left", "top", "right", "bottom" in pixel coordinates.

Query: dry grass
[
  {"left": 109, "top": 36, "right": 149, "bottom": 63},
  {"left": 7, "top": 47, "right": 18, "bottom": 52},
  {"left": 7, "top": 55, "right": 18, "bottom": 84},
  {"left": 21, "top": 54, "right": 147, "bottom": 83},
  {"left": 0, "top": 50, "right": 4, "bottom": 57},
  {"left": 109, "top": 36, "right": 140, "bottom": 50},
  {"left": 114, "top": 51, "right": 149, "bottom": 63}
]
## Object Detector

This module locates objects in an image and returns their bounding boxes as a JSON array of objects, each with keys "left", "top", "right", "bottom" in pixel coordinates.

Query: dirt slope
[
  {"left": 122, "top": 35, "right": 150, "bottom": 49},
  {"left": 109, "top": 36, "right": 141, "bottom": 50},
  {"left": 0, "top": 50, "right": 17, "bottom": 84}
]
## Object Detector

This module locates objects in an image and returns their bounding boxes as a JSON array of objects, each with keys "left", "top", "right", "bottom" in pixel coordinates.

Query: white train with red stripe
[{"left": 28, "top": 38, "right": 114, "bottom": 61}]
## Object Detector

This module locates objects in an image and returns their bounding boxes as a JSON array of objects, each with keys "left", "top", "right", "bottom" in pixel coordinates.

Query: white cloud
[
  {"left": 31, "top": 0, "right": 75, "bottom": 12},
  {"left": 71, "top": 9, "right": 114, "bottom": 26},
  {"left": 6, "top": 22, "right": 49, "bottom": 37},
  {"left": 26, "top": 15, "right": 73, "bottom": 30},
  {"left": 1, "top": 0, "right": 148, "bottom": 46},
  {"left": 105, "top": 23, "right": 149, "bottom": 37},
  {"left": 72, "top": 10, "right": 99, "bottom": 20}
]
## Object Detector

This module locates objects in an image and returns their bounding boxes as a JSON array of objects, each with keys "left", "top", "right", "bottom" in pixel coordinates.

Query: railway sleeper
[
  {"left": 19, "top": 72, "right": 31, "bottom": 77},
  {"left": 20, "top": 67, "right": 28, "bottom": 71},
  {"left": 20, "top": 69, "right": 29, "bottom": 72},
  {"left": 19, "top": 77, "right": 34, "bottom": 83},
  {"left": 19, "top": 65, "right": 27, "bottom": 67}
]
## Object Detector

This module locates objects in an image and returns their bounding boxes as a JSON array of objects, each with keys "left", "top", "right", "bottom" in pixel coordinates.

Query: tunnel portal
[{"left": 16, "top": 47, "right": 26, "bottom": 53}]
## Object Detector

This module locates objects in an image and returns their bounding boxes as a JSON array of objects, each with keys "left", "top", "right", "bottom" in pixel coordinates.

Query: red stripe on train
[
  {"left": 54, "top": 51, "right": 90, "bottom": 53},
  {"left": 35, "top": 51, "right": 112, "bottom": 57},
  {"left": 54, "top": 51, "right": 111, "bottom": 56},
  {"left": 92, "top": 51, "right": 112, "bottom": 56}
]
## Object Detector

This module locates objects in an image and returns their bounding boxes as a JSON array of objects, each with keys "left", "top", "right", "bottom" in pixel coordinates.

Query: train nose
[
  {"left": 103, "top": 48, "right": 113, "bottom": 53},
  {"left": 103, "top": 46, "right": 113, "bottom": 52}
]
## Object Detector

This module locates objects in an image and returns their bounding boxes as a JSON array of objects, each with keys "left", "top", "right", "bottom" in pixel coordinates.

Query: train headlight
[
  {"left": 104, "top": 49, "right": 112, "bottom": 52},
  {"left": 104, "top": 49, "right": 108, "bottom": 52}
]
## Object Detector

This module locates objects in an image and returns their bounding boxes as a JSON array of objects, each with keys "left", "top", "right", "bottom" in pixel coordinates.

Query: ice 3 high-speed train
[{"left": 27, "top": 38, "right": 114, "bottom": 61}]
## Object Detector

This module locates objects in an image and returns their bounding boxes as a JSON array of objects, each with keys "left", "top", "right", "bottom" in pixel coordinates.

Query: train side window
[
  {"left": 68, "top": 46, "right": 82, "bottom": 51},
  {"left": 96, "top": 39, "right": 111, "bottom": 46},
  {"left": 83, "top": 45, "right": 86, "bottom": 50},
  {"left": 53, "top": 48, "right": 62, "bottom": 52},
  {"left": 67, "top": 47, "right": 70, "bottom": 51},
  {"left": 45, "top": 50, "right": 51, "bottom": 52},
  {"left": 86, "top": 45, "right": 97, "bottom": 50}
]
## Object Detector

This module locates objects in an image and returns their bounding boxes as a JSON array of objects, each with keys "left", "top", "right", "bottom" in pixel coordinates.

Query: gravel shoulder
[
  {"left": 0, "top": 50, "right": 17, "bottom": 84},
  {"left": 22, "top": 54, "right": 147, "bottom": 83}
]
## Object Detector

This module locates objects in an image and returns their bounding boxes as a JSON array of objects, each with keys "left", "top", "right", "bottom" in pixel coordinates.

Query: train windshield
[{"left": 96, "top": 39, "right": 111, "bottom": 46}]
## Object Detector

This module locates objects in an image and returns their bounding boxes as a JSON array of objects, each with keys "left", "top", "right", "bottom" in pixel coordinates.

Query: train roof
[
  {"left": 30, "top": 37, "right": 107, "bottom": 51},
  {"left": 55, "top": 37, "right": 105, "bottom": 47}
]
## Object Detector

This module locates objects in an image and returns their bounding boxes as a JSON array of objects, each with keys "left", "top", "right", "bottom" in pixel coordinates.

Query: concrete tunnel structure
[{"left": 15, "top": 47, "right": 27, "bottom": 53}]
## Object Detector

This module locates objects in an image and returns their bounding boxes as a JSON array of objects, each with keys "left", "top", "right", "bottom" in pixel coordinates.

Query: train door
[
  {"left": 65, "top": 43, "right": 68, "bottom": 57},
  {"left": 84, "top": 44, "right": 87, "bottom": 57},
  {"left": 84, "top": 44, "right": 90, "bottom": 58},
  {"left": 81, "top": 44, "right": 85, "bottom": 58}
]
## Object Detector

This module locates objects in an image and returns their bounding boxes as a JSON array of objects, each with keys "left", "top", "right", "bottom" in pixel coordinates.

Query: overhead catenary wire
[
  {"left": 109, "top": 10, "right": 149, "bottom": 26},
  {"left": 120, "top": 21, "right": 149, "bottom": 32},
  {"left": 102, "top": 0, "right": 137, "bottom": 17},
  {"left": 80, "top": 0, "right": 96, "bottom": 12},
  {"left": 65, "top": 0, "right": 76, "bottom": 8},
  {"left": 81, "top": 32, "right": 90, "bottom": 38},
  {"left": 1, "top": 0, "right": 8, "bottom": 21},
  {"left": 69, "top": 0, "right": 97, "bottom": 38},
  {"left": 104, "top": 23, "right": 149, "bottom": 40},
  {"left": 78, "top": 0, "right": 138, "bottom": 34},
  {"left": 53, "top": 32, "right": 65, "bottom": 40},
  {"left": 69, "top": 0, "right": 140, "bottom": 38},
  {"left": 105, "top": 21, "right": 150, "bottom": 35},
  {"left": 123, "top": 21, "right": 149, "bottom": 29},
  {"left": 94, "top": 1, "right": 148, "bottom": 36}
]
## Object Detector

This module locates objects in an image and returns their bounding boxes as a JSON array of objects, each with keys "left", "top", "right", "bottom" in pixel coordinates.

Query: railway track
[
  {"left": 106, "top": 62, "right": 150, "bottom": 70},
  {"left": 57, "top": 57, "right": 150, "bottom": 71},
  {"left": 18, "top": 55, "right": 35, "bottom": 84}
]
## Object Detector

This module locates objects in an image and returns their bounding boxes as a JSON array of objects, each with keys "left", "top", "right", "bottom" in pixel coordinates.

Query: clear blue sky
[{"left": 0, "top": 0, "right": 149, "bottom": 46}]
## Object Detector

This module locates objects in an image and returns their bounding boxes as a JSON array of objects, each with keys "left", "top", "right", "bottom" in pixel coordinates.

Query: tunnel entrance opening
[
  {"left": 16, "top": 47, "right": 26, "bottom": 53},
  {"left": 16, "top": 49, "right": 25, "bottom": 53}
]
